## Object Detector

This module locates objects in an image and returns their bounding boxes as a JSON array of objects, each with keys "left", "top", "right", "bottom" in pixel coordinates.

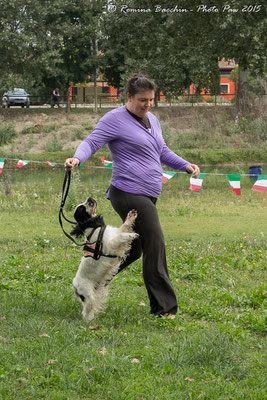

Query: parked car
[{"left": 2, "top": 88, "right": 30, "bottom": 108}]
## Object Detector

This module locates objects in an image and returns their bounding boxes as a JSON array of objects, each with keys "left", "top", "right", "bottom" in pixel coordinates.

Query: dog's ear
[
  {"left": 74, "top": 205, "right": 89, "bottom": 224},
  {"left": 92, "top": 215, "right": 105, "bottom": 227},
  {"left": 70, "top": 224, "right": 84, "bottom": 238}
]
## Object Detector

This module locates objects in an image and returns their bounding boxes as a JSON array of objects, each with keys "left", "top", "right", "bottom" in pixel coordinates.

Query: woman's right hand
[{"left": 64, "top": 157, "right": 80, "bottom": 171}]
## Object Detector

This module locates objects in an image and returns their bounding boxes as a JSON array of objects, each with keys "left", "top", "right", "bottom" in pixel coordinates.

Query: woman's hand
[
  {"left": 186, "top": 163, "right": 200, "bottom": 178},
  {"left": 64, "top": 157, "right": 80, "bottom": 171}
]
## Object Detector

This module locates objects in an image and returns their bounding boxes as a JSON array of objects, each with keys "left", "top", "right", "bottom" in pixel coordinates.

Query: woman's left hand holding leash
[
  {"left": 64, "top": 157, "right": 80, "bottom": 171},
  {"left": 186, "top": 163, "right": 200, "bottom": 178}
]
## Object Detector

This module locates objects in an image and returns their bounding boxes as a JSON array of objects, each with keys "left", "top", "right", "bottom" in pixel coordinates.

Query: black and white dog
[{"left": 70, "top": 197, "right": 138, "bottom": 321}]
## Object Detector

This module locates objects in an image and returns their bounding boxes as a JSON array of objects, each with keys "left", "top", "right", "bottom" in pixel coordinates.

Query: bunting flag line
[
  {"left": 228, "top": 174, "right": 241, "bottom": 196},
  {"left": 46, "top": 160, "right": 84, "bottom": 167},
  {"left": 46, "top": 161, "right": 57, "bottom": 167},
  {"left": 0, "top": 157, "right": 5, "bottom": 174},
  {"left": 162, "top": 171, "right": 177, "bottom": 184},
  {"left": 0, "top": 157, "right": 266, "bottom": 195},
  {"left": 101, "top": 156, "right": 113, "bottom": 168},
  {"left": 251, "top": 175, "right": 267, "bottom": 193},
  {"left": 101, "top": 157, "right": 177, "bottom": 184},
  {"left": 189, "top": 173, "right": 206, "bottom": 192},
  {"left": 16, "top": 160, "right": 30, "bottom": 168}
]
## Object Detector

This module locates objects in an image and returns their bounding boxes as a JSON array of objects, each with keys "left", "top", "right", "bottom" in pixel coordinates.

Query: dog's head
[{"left": 70, "top": 197, "right": 104, "bottom": 237}]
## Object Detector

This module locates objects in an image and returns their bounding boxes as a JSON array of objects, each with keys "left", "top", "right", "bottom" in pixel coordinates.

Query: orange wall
[{"left": 190, "top": 75, "right": 236, "bottom": 101}]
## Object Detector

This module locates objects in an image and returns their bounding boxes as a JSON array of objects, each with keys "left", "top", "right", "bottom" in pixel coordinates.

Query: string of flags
[
  {"left": 0, "top": 157, "right": 85, "bottom": 171},
  {"left": 0, "top": 156, "right": 266, "bottom": 194},
  {"left": 101, "top": 157, "right": 266, "bottom": 195}
]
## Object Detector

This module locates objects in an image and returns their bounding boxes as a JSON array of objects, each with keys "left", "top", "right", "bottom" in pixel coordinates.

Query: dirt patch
[{"left": 0, "top": 111, "right": 100, "bottom": 154}]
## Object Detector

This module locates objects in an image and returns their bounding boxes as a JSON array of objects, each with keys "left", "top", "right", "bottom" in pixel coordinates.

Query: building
[
  {"left": 69, "top": 74, "right": 118, "bottom": 104},
  {"left": 190, "top": 59, "right": 237, "bottom": 102},
  {"left": 69, "top": 59, "right": 237, "bottom": 104}
]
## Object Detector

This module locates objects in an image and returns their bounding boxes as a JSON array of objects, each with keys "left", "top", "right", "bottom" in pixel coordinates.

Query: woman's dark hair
[{"left": 126, "top": 74, "right": 156, "bottom": 96}]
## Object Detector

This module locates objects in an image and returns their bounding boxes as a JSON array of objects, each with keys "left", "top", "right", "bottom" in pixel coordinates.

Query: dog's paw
[{"left": 127, "top": 209, "right": 138, "bottom": 221}]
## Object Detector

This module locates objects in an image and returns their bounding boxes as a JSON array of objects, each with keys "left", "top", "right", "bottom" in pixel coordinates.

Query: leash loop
[
  {"left": 59, "top": 170, "right": 84, "bottom": 246},
  {"left": 60, "top": 170, "right": 76, "bottom": 225}
]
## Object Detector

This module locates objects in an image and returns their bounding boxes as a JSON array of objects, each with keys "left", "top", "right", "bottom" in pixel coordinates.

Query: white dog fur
[{"left": 71, "top": 197, "right": 138, "bottom": 321}]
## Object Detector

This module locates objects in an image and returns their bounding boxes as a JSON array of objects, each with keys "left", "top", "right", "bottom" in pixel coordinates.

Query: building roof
[{"left": 219, "top": 59, "right": 237, "bottom": 70}]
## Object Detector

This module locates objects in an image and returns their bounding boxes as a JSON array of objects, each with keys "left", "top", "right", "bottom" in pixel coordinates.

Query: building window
[
  {"left": 72, "top": 87, "right": 78, "bottom": 97},
  {"left": 102, "top": 86, "right": 110, "bottom": 94},
  {"left": 220, "top": 84, "right": 230, "bottom": 94}
]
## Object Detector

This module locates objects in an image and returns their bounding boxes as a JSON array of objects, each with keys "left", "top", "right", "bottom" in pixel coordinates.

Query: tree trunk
[
  {"left": 65, "top": 85, "right": 71, "bottom": 113},
  {"left": 94, "top": 73, "right": 98, "bottom": 111},
  {"left": 154, "top": 89, "right": 159, "bottom": 107},
  {"left": 236, "top": 65, "right": 250, "bottom": 113}
]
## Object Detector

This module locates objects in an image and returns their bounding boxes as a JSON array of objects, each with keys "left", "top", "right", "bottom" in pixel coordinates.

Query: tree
[
  {"left": 212, "top": 1, "right": 267, "bottom": 111},
  {"left": 100, "top": 0, "right": 224, "bottom": 101},
  {"left": 1, "top": 0, "right": 265, "bottom": 112},
  {"left": 100, "top": 0, "right": 196, "bottom": 99},
  {"left": 100, "top": 0, "right": 266, "bottom": 111},
  {"left": 0, "top": 0, "right": 105, "bottom": 109}
]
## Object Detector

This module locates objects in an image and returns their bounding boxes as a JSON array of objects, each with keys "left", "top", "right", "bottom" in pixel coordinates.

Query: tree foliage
[
  {"left": 0, "top": 0, "right": 266, "bottom": 110},
  {"left": 0, "top": 0, "right": 104, "bottom": 94},
  {"left": 100, "top": 0, "right": 266, "bottom": 108}
]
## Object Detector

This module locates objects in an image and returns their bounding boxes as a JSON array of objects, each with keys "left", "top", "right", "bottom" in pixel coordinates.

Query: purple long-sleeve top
[{"left": 74, "top": 105, "right": 190, "bottom": 198}]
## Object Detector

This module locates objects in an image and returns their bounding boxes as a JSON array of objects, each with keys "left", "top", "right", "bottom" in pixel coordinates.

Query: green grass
[{"left": 0, "top": 170, "right": 266, "bottom": 399}]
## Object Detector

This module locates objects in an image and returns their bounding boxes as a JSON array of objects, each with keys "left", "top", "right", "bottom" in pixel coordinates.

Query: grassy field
[{"left": 0, "top": 169, "right": 266, "bottom": 399}]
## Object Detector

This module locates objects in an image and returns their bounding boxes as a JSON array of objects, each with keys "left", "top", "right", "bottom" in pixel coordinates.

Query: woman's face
[{"left": 126, "top": 90, "right": 155, "bottom": 117}]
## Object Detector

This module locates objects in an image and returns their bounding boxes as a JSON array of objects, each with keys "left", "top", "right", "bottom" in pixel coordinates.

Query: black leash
[
  {"left": 59, "top": 170, "right": 116, "bottom": 260},
  {"left": 59, "top": 170, "right": 76, "bottom": 224},
  {"left": 59, "top": 170, "right": 84, "bottom": 247}
]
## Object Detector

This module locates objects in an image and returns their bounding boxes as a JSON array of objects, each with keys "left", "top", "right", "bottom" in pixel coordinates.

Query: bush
[
  {"left": 0, "top": 122, "right": 16, "bottom": 145},
  {"left": 71, "top": 127, "right": 86, "bottom": 140},
  {"left": 45, "top": 134, "right": 63, "bottom": 152},
  {"left": 247, "top": 118, "right": 267, "bottom": 143},
  {"left": 160, "top": 120, "right": 177, "bottom": 147},
  {"left": 21, "top": 124, "right": 43, "bottom": 135},
  {"left": 225, "top": 121, "right": 240, "bottom": 137},
  {"left": 205, "top": 96, "right": 215, "bottom": 104},
  {"left": 186, "top": 95, "right": 204, "bottom": 103},
  {"left": 43, "top": 123, "right": 61, "bottom": 134}
]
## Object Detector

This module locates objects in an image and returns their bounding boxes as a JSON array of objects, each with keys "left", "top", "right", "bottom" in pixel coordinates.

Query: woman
[{"left": 65, "top": 74, "right": 200, "bottom": 318}]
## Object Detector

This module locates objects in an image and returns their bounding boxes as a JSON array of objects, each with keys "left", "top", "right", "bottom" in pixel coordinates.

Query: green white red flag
[
  {"left": 0, "top": 157, "right": 5, "bottom": 174},
  {"left": 162, "top": 171, "right": 176, "bottom": 184},
  {"left": 16, "top": 160, "right": 30, "bottom": 168},
  {"left": 228, "top": 174, "right": 241, "bottom": 195},
  {"left": 189, "top": 173, "right": 206, "bottom": 192},
  {"left": 101, "top": 156, "right": 113, "bottom": 168},
  {"left": 46, "top": 161, "right": 56, "bottom": 167},
  {"left": 251, "top": 175, "right": 267, "bottom": 193}
]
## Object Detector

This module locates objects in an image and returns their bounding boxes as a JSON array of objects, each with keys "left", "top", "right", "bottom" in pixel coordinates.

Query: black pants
[{"left": 109, "top": 185, "right": 177, "bottom": 316}]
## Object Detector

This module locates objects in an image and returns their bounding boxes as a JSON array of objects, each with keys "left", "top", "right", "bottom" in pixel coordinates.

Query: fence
[
  {"left": 22, "top": 93, "right": 267, "bottom": 108},
  {"left": 28, "top": 94, "right": 122, "bottom": 108},
  {"left": 157, "top": 93, "right": 267, "bottom": 107}
]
